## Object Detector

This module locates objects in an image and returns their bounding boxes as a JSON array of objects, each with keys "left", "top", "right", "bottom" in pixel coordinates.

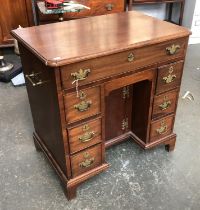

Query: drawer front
[
  {"left": 156, "top": 60, "right": 184, "bottom": 95},
  {"left": 63, "top": 0, "right": 125, "bottom": 19},
  {"left": 68, "top": 118, "right": 102, "bottom": 154},
  {"left": 152, "top": 90, "right": 178, "bottom": 119},
  {"left": 61, "top": 38, "right": 187, "bottom": 90},
  {"left": 64, "top": 86, "right": 101, "bottom": 124},
  {"left": 71, "top": 144, "right": 102, "bottom": 177},
  {"left": 150, "top": 115, "right": 174, "bottom": 142}
]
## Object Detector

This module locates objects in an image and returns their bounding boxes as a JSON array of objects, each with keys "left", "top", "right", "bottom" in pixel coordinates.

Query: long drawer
[{"left": 61, "top": 38, "right": 187, "bottom": 89}]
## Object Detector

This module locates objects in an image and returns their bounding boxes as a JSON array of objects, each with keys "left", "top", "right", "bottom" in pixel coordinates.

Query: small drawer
[
  {"left": 71, "top": 144, "right": 102, "bottom": 177},
  {"left": 150, "top": 115, "right": 174, "bottom": 142},
  {"left": 152, "top": 90, "right": 178, "bottom": 119},
  {"left": 64, "top": 86, "right": 101, "bottom": 124},
  {"left": 68, "top": 118, "right": 102, "bottom": 154},
  {"left": 156, "top": 60, "right": 184, "bottom": 95},
  {"left": 61, "top": 38, "right": 187, "bottom": 90}
]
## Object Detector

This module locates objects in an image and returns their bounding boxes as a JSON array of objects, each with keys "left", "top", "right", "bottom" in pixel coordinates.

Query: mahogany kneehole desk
[{"left": 11, "top": 11, "right": 191, "bottom": 200}]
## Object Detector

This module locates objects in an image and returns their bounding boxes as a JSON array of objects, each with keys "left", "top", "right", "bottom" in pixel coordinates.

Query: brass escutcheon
[
  {"left": 127, "top": 53, "right": 135, "bottom": 62},
  {"left": 79, "top": 91, "right": 87, "bottom": 100},
  {"left": 163, "top": 66, "right": 176, "bottom": 84},
  {"left": 105, "top": 3, "right": 114, "bottom": 11},
  {"left": 71, "top": 68, "right": 91, "bottom": 82},
  {"left": 82, "top": 124, "right": 90, "bottom": 131},
  {"left": 166, "top": 44, "right": 181, "bottom": 55},
  {"left": 159, "top": 96, "right": 171, "bottom": 110}
]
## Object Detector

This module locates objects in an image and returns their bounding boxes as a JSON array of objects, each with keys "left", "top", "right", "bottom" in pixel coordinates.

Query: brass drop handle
[
  {"left": 105, "top": 3, "right": 114, "bottom": 11},
  {"left": 166, "top": 44, "right": 180, "bottom": 55},
  {"left": 79, "top": 152, "right": 95, "bottom": 168},
  {"left": 163, "top": 74, "right": 176, "bottom": 84},
  {"left": 156, "top": 121, "right": 168, "bottom": 135},
  {"left": 74, "top": 100, "right": 92, "bottom": 112},
  {"left": 79, "top": 158, "right": 94, "bottom": 168},
  {"left": 127, "top": 53, "right": 135, "bottom": 62},
  {"left": 71, "top": 68, "right": 91, "bottom": 82},
  {"left": 25, "top": 72, "right": 48, "bottom": 87},
  {"left": 79, "top": 131, "right": 95, "bottom": 143},
  {"left": 159, "top": 100, "right": 171, "bottom": 111},
  {"left": 162, "top": 66, "right": 176, "bottom": 84}
]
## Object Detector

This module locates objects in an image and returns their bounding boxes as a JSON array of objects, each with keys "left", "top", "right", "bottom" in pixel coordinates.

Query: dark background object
[
  {"left": 33, "top": 0, "right": 126, "bottom": 25},
  {"left": 0, "top": 0, "right": 34, "bottom": 47},
  {"left": 0, "top": 54, "right": 22, "bottom": 82},
  {"left": 0, "top": 62, "right": 22, "bottom": 83},
  {"left": 0, "top": 56, "right": 13, "bottom": 72}
]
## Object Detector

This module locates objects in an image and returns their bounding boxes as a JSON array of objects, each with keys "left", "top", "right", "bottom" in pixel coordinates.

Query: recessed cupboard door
[
  {"left": 105, "top": 87, "right": 132, "bottom": 141},
  {"left": 105, "top": 88, "right": 124, "bottom": 141}
]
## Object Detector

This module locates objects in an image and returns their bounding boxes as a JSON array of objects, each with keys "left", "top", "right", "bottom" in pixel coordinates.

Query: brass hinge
[
  {"left": 122, "top": 118, "right": 129, "bottom": 131},
  {"left": 122, "top": 86, "right": 129, "bottom": 99}
]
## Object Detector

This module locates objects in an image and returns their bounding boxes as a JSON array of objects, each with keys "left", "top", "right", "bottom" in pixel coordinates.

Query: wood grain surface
[
  {"left": 70, "top": 144, "right": 102, "bottom": 177},
  {"left": 0, "top": 0, "right": 34, "bottom": 46},
  {"left": 150, "top": 115, "right": 174, "bottom": 142},
  {"left": 152, "top": 89, "right": 179, "bottom": 119},
  {"left": 68, "top": 118, "right": 102, "bottom": 154},
  {"left": 11, "top": 11, "right": 191, "bottom": 66},
  {"left": 15, "top": 10, "right": 191, "bottom": 200},
  {"left": 156, "top": 60, "right": 184, "bottom": 95},
  {"left": 64, "top": 86, "right": 101, "bottom": 124},
  {"left": 61, "top": 37, "right": 186, "bottom": 89}
]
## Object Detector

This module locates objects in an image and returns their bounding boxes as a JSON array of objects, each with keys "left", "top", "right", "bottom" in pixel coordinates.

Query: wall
[
  {"left": 182, "top": 0, "right": 197, "bottom": 29},
  {"left": 131, "top": 1, "right": 197, "bottom": 29},
  {"left": 190, "top": 0, "right": 200, "bottom": 44},
  {"left": 132, "top": 4, "right": 167, "bottom": 20}
]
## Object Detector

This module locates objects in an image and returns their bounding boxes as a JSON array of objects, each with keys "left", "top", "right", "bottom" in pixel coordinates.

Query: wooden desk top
[{"left": 11, "top": 11, "right": 190, "bottom": 67}]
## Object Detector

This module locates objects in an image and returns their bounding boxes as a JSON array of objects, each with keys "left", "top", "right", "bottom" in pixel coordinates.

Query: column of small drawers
[
  {"left": 150, "top": 60, "right": 184, "bottom": 143},
  {"left": 64, "top": 86, "right": 103, "bottom": 177}
]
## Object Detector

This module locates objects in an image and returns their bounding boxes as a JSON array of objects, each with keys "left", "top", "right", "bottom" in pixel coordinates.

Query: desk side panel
[{"left": 19, "top": 43, "right": 67, "bottom": 176}]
